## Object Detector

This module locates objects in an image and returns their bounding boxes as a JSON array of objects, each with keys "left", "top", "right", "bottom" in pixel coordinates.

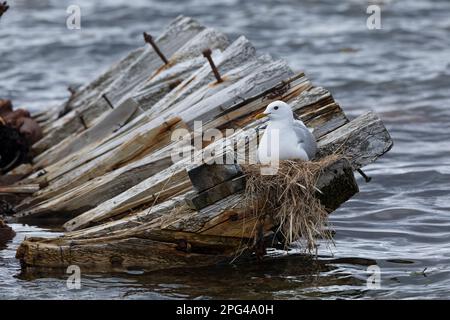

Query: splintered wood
[{"left": 7, "top": 16, "right": 393, "bottom": 272}]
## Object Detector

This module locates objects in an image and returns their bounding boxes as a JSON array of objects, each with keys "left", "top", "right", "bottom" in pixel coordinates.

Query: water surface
[{"left": 1, "top": 0, "right": 450, "bottom": 299}]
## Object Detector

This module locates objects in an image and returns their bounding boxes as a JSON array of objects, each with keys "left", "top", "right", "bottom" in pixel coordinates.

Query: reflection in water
[{"left": 1, "top": 0, "right": 450, "bottom": 299}]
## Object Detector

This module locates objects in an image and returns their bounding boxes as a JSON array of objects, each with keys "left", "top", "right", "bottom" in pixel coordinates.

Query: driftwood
[
  {"left": 16, "top": 58, "right": 293, "bottom": 213},
  {"left": 34, "top": 29, "right": 232, "bottom": 169},
  {"left": 17, "top": 158, "right": 357, "bottom": 272},
  {"left": 15, "top": 76, "right": 315, "bottom": 220},
  {"left": 27, "top": 36, "right": 257, "bottom": 184},
  {"left": 31, "top": 16, "right": 216, "bottom": 155},
  {"left": 33, "top": 98, "right": 141, "bottom": 168},
  {"left": 16, "top": 37, "right": 258, "bottom": 202},
  {"left": 8, "top": 16, "right": 394, "bottom": 273}
]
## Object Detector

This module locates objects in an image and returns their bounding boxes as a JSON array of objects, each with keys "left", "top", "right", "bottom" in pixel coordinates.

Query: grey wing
[{"left": 293, "top": 120, "right": 317, "bottom": 160}]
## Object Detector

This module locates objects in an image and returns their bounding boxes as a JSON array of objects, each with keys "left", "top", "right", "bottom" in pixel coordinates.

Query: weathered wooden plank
[
  {"left": 180, "top": 60, "right": 294, "bottom": 126},
  {"left": 0, "top": 184, "right": 40, "bottom": 194},
  {"left": 61, "top": 161, "right": 193, "bottom": 231},
  {"left": 64, "top": 194, "right": 189, "bottom": 240},
  {"left": 131, "top": 54, "right": 208, "bottom": 110},
  {"left": 116, "top": 36, "right": 258, "bottom": 135},
  {"left": 70, "top": 38, "right": 260, "bottom": 171},
  {"left": 61, "top": 147, "right": 237, "bottom": 231},
  {"left": 185, "top": 176, "right": 246, "bottom": 211},
  {"left": 31, "top": 16, "right": 209, "bottom": 155},
  {"left": 317, "top": 111, "right": 394, "bottom": 169},
  {"left": 34, "top": 98, "right": 141, "bottom": 168},
  {"left": 16, "top": 236, "right": 232, "bottom": 273},
  {"left": 34, "top": 47, "right": 221, "bottom": 167},
  {"left": 188, "top": 163, "right": 243, "bottom": 193},
  {"left": 3, "top": 164, "right": 34, "bottom": 181},
  {"left": 15, "top": 118, "right": 184, "bottom": 213},
  {"left": 206, "top": 73, "right": 309, "bottom": 129},
  {"left": 96, "top": 58, "right": 292, "bottom": 159},
  {"left": 23, "top": 37, "right": 257, "bottom": 190},
  {"left": 15, "top": 154, "right": 175, "bottom": 219},
  {"left": 58, "top": 47, "right": 146, "bottom": 117}
]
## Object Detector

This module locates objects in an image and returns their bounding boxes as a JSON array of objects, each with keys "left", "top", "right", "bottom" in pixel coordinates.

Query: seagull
[{"left": 254, "top": 100, "right": 317, "bottom": 164}]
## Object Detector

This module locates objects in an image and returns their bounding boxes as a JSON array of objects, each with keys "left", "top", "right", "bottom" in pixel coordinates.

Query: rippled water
[{"left": 1, "top": 0, "right": 450, "bottom": 299}]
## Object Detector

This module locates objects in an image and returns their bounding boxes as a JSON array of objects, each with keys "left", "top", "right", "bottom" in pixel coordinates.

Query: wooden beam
[
  {"left": 33, "top": 98, "right": 141, "bottom": 168},
  {"left": 185, "top": 176, "right": 246, "bottom": 211},
  {"left": 317, "top": 111, "right": 394, "bottom": 169},
  {"left": 16, "top": 236, "right": 232, "bottom": 273},
  {"left": 0, "top": 184, "right": 40, "bottom": 194},
  {"left": 188, "top": 163, "right": 242, "bottom": 193}
]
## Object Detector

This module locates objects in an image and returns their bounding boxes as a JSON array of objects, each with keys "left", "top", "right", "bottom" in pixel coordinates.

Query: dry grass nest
[{"left": 241, "top": 154, "right": 343, "bottom": 254}]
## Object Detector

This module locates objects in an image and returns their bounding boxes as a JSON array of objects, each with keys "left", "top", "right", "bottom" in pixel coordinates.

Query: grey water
[{"left": 1, "top": 0, "right": 450, "bottom": 299}]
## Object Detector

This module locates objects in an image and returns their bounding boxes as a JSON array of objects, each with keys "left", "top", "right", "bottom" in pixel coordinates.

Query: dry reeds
[{"left": 242, "top": 154, "right": 342, "bottom": 253}]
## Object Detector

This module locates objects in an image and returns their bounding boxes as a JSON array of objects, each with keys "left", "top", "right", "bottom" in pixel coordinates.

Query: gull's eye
[{"left": 274, "top": 106, "right": 279, "bottom": 110}]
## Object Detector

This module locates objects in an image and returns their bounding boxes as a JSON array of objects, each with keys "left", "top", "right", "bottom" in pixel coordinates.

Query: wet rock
[{"left": 16, "top": 117, "right": 43, "bottom": 145}]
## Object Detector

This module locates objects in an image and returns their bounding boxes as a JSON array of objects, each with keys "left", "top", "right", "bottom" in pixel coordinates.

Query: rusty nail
[
  {"left": 143, "top": 32, "right": 168, "bottom": 65},
  {"left": 76, "top": 112, "right": 88, "bottom": 129},
  {"left": 357, "top": 168, "right": 372, "bottom": 183},
  {"left": 102, "top": 93, "right": 114, "bottom": 110},
  {"left": 202, "top": 48, "right": 223, "bottom": 83}
]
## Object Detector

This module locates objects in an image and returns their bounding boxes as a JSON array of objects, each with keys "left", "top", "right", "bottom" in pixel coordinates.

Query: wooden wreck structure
[{"left": 2, "top": 16, "right": 392, "bottom": 272}]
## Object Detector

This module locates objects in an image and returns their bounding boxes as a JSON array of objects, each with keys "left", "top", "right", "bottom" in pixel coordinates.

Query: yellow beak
[{"left": 254, "top": 113, "right": 268, "bottom": 120}]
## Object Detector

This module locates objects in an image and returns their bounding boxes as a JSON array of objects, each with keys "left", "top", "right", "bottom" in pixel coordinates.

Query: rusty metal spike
[
  {"left": 102, "top": 93, "right": 114, "bottom": 110},
  {"left": 143, "top": 32, "right": 168, "bottom": 65},
  {"left": 357, "top": 168, "right": 372, "bottom": 183},
  {"left": 202, "top": 48, "right": 223, "bottom": 83}
]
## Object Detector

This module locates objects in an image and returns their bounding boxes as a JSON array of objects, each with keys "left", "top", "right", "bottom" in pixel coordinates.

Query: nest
[{"left": 242, "top": 154, "right": 342, "bottom": 254}]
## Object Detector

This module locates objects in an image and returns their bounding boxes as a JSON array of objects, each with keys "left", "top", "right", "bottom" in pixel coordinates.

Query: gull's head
[{"left": 255, "top": 100, "right": 294, "bottom": 122}]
